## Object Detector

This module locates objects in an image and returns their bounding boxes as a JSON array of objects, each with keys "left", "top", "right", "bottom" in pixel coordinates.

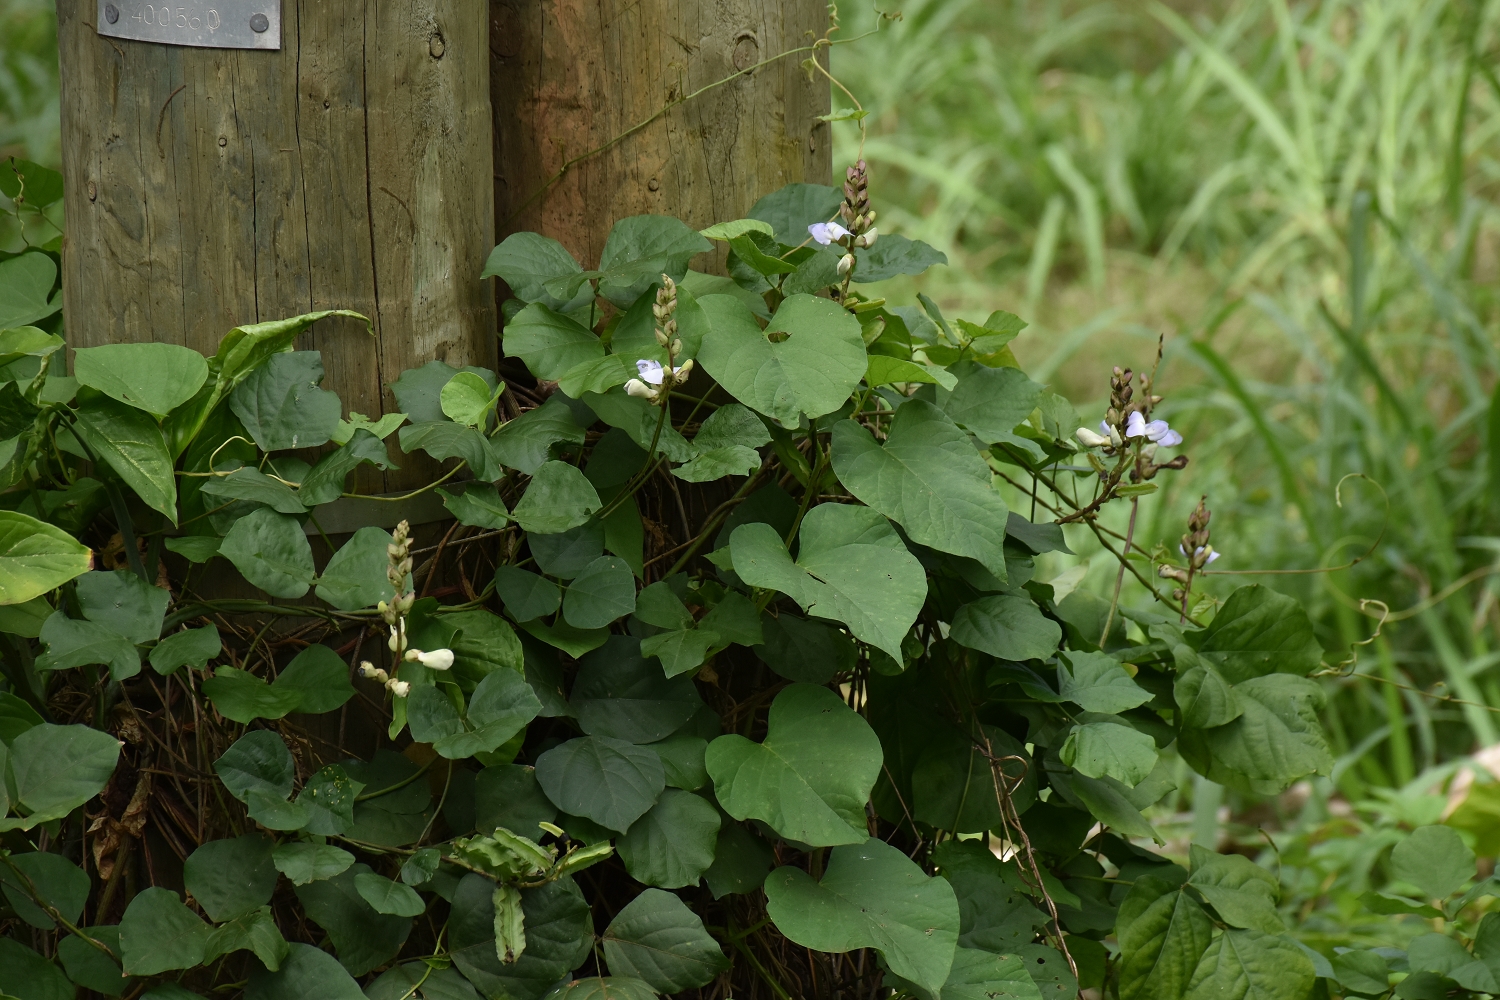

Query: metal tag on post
[{"left": 96, "top": 2, "right": 281, "bottom": 50}]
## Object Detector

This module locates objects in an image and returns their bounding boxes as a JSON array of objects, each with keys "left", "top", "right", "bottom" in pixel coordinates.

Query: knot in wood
[{"left": 732, "top": 31, "right": 759, "bottom": 72}]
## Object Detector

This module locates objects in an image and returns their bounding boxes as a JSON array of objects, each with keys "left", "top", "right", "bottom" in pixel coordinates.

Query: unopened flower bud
[
  {"left": 670, "top": 339, "right": 683, "bottom": 357},
  {"left": 655, "top": 328, "right": 671, "bottom": 346},
  {"left": 387, "top": 679, "right": 411, "bottom": 698},
  {"left": 405, "top": 648, "right": 454, "bottom": 670},
  {"left": 838, "top": 253, "right": 855, "bottom": 276},
  {"left": 625, "top": 379, "right": 655, "bottom": 399},
  {"left": 1075, "top": 427, "right": 1110, "bottom": 448}
]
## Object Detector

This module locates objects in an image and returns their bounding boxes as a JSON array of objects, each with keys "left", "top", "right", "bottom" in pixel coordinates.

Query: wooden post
[
  {"left": 54, "top": 1, "right": 495, "bottom": 490},
  {"left": 489, "top": 0, "right": 832, "bottom": 265}
]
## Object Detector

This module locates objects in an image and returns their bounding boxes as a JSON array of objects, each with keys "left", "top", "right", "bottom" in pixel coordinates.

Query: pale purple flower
[
  {"left": 1125, "top": 411, "right": 1183, "bottom": 447},
  {"left": 1179, "top": 543, "right": 1221, "bottom": 565},
  {"left": 637, "top": 359, "right": 666, "bottom": 385},
  {"left": 634, "top": 358, "right": 692, "bottom": 390},
  {"left": 808, "top": 222, "right": 851, "bottom": 246}
]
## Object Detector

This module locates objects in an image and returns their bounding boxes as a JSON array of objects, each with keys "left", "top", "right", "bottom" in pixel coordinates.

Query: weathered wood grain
[
  {"left": 56, "top": 0, "right": 496, "bottom": 489},
  {"left": 490, "top": 0, "right": 832, "bottom": 268}
]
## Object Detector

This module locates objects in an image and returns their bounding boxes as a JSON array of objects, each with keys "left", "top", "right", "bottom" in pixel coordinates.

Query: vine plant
[{"left": 0, "top": 153, "right": 1492, "bottom": 1000}]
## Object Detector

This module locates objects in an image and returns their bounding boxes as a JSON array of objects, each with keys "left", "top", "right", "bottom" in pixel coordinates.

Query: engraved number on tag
[{"left": 130, "top": 6, "right": 223, "bottom": 30}]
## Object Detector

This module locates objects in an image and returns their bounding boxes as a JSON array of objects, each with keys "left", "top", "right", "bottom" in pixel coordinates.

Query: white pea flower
[
  {"left": 1179, "top": 543, "right": 1221, "bottom": 565},
  {"left": 1125, "top": 411, "right": 1183, "bottom": 447},
  {"left": 387, "top": 679, "right": 412, "bottom": 698},
  {"left": 856, "top": 227, "right": 879, "bottom": 248},
  {"left": 808, "top": 221, "right": 851, "bottom": 245},
  {"left": 1075, "top": 427, "right": 1111, "bottom": 448},
  {"left": 405, "top": 648, "right": 454, "bottom": 670},
  {"left": 837, "top": 253, "right": 855, "bottom": 276},
  {"left": 625, "top": 379, "right": 654, "bottom": 398}
]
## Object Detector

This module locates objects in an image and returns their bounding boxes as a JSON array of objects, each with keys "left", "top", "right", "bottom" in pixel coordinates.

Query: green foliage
[{"left": 0, "top": 174, "right": 1388, "bottom": 1000}]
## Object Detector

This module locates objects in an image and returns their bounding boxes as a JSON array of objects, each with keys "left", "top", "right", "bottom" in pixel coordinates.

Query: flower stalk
[
  {"left": 357, "top": 520, "right": 449, "bottom": 699},
  {"left": 622, "top": 275, "right": 693, "bottom": 406}
]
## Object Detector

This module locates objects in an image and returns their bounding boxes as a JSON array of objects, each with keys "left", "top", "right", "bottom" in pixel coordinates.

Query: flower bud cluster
[
  {"left": 374, "top": 519, "right": 416, "bottom": 690},
  {"left": 805, "top": 160, "right": 882, "bottom": 285},
  {"left": 359, "top": 660, "right": 411, "bottom": 698},
  {"left": 652, "top": 276, "right": 679, "bottom": 353},
  {"left": 1075, "top": 367, "right": 1135, "bottom": 451},
  {"left": 1181, "top": 496, "right": 1216, "bottom": 570},
  {"left": 840, "top": 159, "right": 876, "bottom": 237},
  {"left": 1073, "top": 365, "right": 1189, "bottom": 481},
  {"left": 624, "top": 276, "right": 694, "bottom": 405},
  {"left": 386, "top": 520, "right": 414, "bottom": 599},
  {"left": 1160, "top": 496, "right": 1220, "bottom": 599}
]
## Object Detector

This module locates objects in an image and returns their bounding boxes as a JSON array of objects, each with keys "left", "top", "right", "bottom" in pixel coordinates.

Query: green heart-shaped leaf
[
  {"left": 764, "top": 838, "right": 960, "bottom": 998},
  {"left": 706, "top": 683, "right": 881, "bottom": 846},
  {"left": 832, "top": 400, "right": 1011, "bottom": 580},
  {"left": 601, "top": 888, "right": 728, "bottom": 991},
  {"left": 729, "top": 503, "right": 925, "bottom": 663},
  {"left": 698, "top": 293, "right": 866, "bottom": 427},
  {"left": 74, "top": 343, "right": 209, "bottom": 417}
]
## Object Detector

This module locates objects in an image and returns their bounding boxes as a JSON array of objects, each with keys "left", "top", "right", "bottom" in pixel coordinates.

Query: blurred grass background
[
  {"left": 832, "top": 0, "right": 1500, "bottom": 795},
  {"left": 826, "top": 0, "right": 1500, "bottom": 944},
  {"left": 7, "top": 0, "right": 1500, "bottom": 947},
  {"left": 0, "top": 0, "right": 58, "bottom": 168}
]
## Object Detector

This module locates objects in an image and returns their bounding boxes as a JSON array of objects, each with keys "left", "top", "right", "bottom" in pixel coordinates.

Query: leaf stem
[
  {"left": 1099, "top": 497, "right": 1139, "bottom": 646},
  {"left": 661, "top": 467, "right": 767, "bottom": 577},
  {"left": 104, "top": 479, "right": 150, "bottom": 583},
  {"left": 597, "top": 399, "right": 671, "bottom": 521},
  {"left": 0, "top": 854, "right": 117, "bottom": 959},
  {"left": 784, "top": 429, "right": 827, "bottom": 548}
]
